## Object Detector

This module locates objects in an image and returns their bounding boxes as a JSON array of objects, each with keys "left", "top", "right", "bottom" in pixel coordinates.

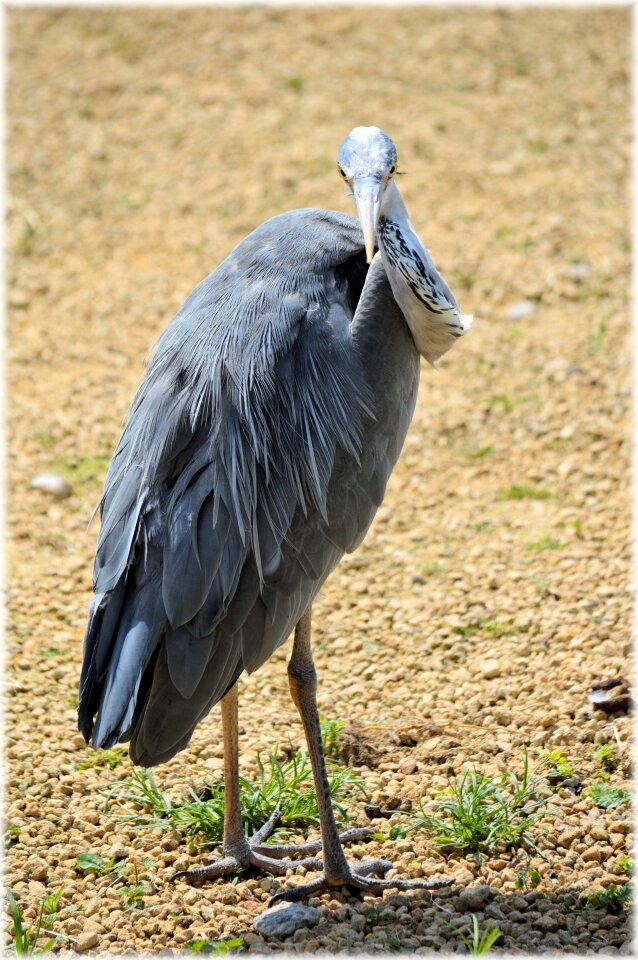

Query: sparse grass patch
[
  {"left": 499, "top": 484, "right": 554, "bottom": 501},
  {"left": 53, "top": 454, "right": 111, "bottom": 488},
  {"left": 99, "top": 746, "right": 365, "bottom": 847},
  {"left": 75, "top": 747, "right": 128, "bottom": 771},
  {"left": 461, "top": 444, "right": 494, "bottom": 460},
  {"left": 282, "top": 75, "right": 304, "bottom": 92},
  {"left": 451, "top": 619, "right": 518, "bottom": 640},
  {"left": 484, "top": 394, "right": 513, "bottom": 414},
  {"left": 407, "top": 751, "right": 555, "bottom": 861},
  {"left": 527, "top": 536, "right": 565, "bottom": 552},
  {"left": 186, "top": 938, "right": 243, "bottom": 955}
]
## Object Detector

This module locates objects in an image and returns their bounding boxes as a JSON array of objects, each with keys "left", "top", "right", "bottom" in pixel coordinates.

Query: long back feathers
[{"left": 78, "top": 209, "right": 420, "bottom": 766}]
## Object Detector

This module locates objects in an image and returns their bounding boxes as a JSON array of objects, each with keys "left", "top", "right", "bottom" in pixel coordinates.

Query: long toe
[
  {"left": 171, "top": 856, "right": 244, "bottom": 883},
  {"left": 269, "top": 867, "right": 453, "bottom": 905},
  {"left": 251, "top": 826, "right": 374, "bottom": 860}
]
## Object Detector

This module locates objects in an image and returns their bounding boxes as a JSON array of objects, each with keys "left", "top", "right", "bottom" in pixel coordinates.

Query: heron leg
[
  {"left": 171, "top": 680, "right": 370, "bottom": 884},
  {"left": 270, "top": 606, "right": 452, "bottom": 904}
]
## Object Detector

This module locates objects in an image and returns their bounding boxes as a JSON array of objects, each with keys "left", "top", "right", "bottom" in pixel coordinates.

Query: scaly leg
[
  {"left": 172, "top": 681, "right": 372, "bottom": 883},
  {"left": 270, "top": 606, "right": 452, "bottom": 904}
]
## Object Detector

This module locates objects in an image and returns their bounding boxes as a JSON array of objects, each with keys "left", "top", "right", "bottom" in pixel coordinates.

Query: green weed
[
  {"left": 383, "top": 929, "right": 402, "bottom": 951},
  {"left": 452, "top": 619, "right": 517, "bottom": 640},
  {"left": 6, "top": 890, "right": 57, "bottom": 956},
  {"left": 37, "top": 887, "right": 64, "bottom": 928},
  {"left": 30, "top": 431, "right": 56, "bottom": 450},
  {"left": 388, "top": 824, "right": 408, "bottom": 841},
  {"left": 584, "top": 784, "right": 630, "bottom": 810},
  {"left": 320, "top": 716, "right": 344, "bottom": 760},
  {"left": 617, "top": 857, "right": 632, "bottom": 875},
  {"left": 460, "top": 915, "right": 502, "bottom": 955},
  {"left": 484, "top": 394, "right": 513, "bottom": 414},
  {"left": 4, "top": 824, "right": 21, "bottom": 848},
  {"left": 99, "top": 747, "right": 364, "bottom": 847},
  {"left": 74, "top": 853, "right": 122, "bottom": 877},
  {"left": 186, "top": 938, "right": 243, "bottom": 954},
  {"left": 583, "top": 883, "right": 632, "bottom": 915},
  {"left": 541, "top": 750, "right": 575, "bottom": 782},
  {"left": 54, "top": 454, "right": 111, "bottom": 488},
  {"left": 527, "top": 536, "right": 565, "bottom": 552},
  {"left": 74, "top": 747, "right": 128, "bottom": 771},
  {"left": 499, "top": 484, "right": 554, "bottom": 501},
  {"left": 282, "top": 75, "right": 304, "bottom": 92},
  {"left": 515, "top": 866, "right": 541, "bottom": 890},
  {"left": 462, "top": 445, "right": 495, "bottom": 460},
  {"left": 595, "top": 744, "right": 619, "bottom": 772},
  {"left": 407, "top": 751, "right": 555, "bottom": 861}
]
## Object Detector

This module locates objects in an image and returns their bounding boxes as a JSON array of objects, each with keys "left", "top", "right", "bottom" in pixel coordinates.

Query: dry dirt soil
[{"left": 4, "top": 5, "right": 633, "bottom": 956}]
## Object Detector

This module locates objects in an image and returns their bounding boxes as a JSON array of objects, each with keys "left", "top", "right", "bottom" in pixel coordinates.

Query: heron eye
[
  {"left": 338, "top": 165, "right": 347, "bottom": 179},
  {"left": 388, "top": 164, "right": 396, "bottom": 178}
]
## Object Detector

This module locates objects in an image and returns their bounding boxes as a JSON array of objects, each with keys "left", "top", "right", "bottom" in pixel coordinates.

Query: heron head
[{"left": 338, "top": 126, "right": 398, "bottom": 263}]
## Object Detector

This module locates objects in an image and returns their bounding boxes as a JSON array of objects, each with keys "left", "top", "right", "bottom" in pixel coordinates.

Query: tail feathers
[
  {"left": 90, "top": 576, "right": 166, "bottom": 750},
  {"left": 78, "top": 577, "right": 128, "bottom": 741},
  {"left": 129, "top": 629, "right": 241, "bottom": 767}
]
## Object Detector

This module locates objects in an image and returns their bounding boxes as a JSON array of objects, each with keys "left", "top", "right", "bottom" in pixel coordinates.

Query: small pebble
[
  {"left": 507, "top": 299, "right": 536, "bottom": 322},
  {"left": 253, "top": 902, "right": 321, "bottom": 938},
  {"left": 458, "top": 884, "right": 492, "bottom": 910},
  {"left": 76, "top": 930, "right": 100, "bottom": 952},
  {"left": 30, "top": 473, "right": 72, "bottom": 499}
]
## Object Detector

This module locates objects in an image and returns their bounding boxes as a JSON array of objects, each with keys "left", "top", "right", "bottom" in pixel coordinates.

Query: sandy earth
[{"left": 4, "top": 5, "right": 633, "bottom": 955}]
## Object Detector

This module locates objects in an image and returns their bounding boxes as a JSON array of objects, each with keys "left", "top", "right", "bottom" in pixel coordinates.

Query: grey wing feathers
[{"left": 78, "top": 211, "right": 419, "bottom": 767}]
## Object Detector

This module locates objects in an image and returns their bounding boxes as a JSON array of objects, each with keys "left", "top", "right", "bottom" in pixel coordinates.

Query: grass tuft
[
  {"left": 499, "top": 484, "right": 554, "bottom": 501},
  {"left": 6, "top": 890, "right": 59, "bottom": 956},
  {"left": 527, "top": 536, "right": 565, "bottom": 552},
  {"left": 594, "top": 744, "right": 619, "bottom": 771},
  {"left": 583, "top": 883, "right": 632, "bottom": 916},
  {"left": 458, "top": 915, "right": 502, "bottom": 955},
  {"left": 74, "top": 747, "right": 128, "bottom": 771},
  {"left": 99, "top": 744, "right": 365, "bottom": 847},
  {"left": 407, "top": 750, "right": 556, "bottom": 861}
]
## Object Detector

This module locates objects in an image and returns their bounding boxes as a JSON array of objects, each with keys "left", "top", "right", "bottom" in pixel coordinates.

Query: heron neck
[{"left": 379, "top": 180, "right": 420, "bottom": 249}]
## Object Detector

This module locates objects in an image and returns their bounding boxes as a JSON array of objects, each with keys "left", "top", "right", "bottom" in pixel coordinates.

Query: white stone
[
  {"left": 506, "top": 299, "right": 535, "bottom": 322},
  {"left": 31, "top": 473, "right": 72, "bottom": 499}
]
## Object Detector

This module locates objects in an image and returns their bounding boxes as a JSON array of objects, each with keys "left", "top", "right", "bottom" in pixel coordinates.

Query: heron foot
[
  {"left": 268, "top": 864, "right": 453, "bottom": 905},
  {"left": 171, "top": 804, "right": 375, "bottom": 883}
]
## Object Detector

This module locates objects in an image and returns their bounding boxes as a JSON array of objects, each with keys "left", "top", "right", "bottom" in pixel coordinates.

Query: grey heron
[{"left": 78, "top": 126, "right": 472, "bottom": 902}]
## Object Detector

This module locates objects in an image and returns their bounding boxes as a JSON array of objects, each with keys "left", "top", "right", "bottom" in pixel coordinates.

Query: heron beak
[{"left": 353, "top": 177, "right": 382, "bottom": 263}]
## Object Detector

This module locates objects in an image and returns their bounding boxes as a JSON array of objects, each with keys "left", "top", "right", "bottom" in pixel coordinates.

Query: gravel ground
[{"left": 4, "top": 6, "right": 633, "bottom": 956}]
